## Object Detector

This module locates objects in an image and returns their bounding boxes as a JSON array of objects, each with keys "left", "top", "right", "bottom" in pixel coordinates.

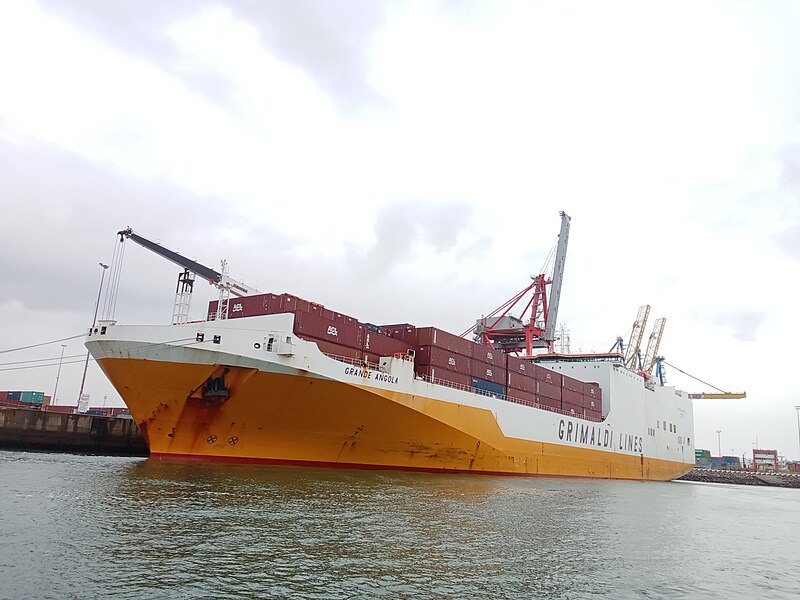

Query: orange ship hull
[{"left": 97, "top": 357, "right": 692, "bottom": 481}]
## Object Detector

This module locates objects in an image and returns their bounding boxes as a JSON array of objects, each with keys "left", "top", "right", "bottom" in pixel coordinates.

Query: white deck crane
[{"left": 117, "top": 227, "right": 260, "bottom": 324}]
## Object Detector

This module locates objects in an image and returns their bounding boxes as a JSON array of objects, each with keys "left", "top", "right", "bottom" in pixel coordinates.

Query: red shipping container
[
  {"left": 470, "top": 361, "right": 506, "bottom": 385},
  {"left": 382, "top": 325, "right": 418, "bottom": 345},
  {"left": 416, "top": 327, "right": 474, "bottom": 357},
  {"left": 534, "top": 366, "right": 562, "bottom": 387},
  {"left": 415, "top": 366, "right": 472, "bottom": 388},
  {"left": 294, "top": 310, "right": 362, "bottom": 349},
  {"left": 507, "top": 355, "right": 532, "bottom": 376},
  {"left": 308, "top": 338, "right": 363, "bottom": 361},
  {"left": 583, "top": 396, "right": 600, "bottom": 412},
  {"left": 562, "top": 402, "right": 584, "bottom": 418},
  {"left": 471, "top": 345, "right": 508, "bottom": 368},
  {"left": 583, "top": 382, "right": 602, "bottom": 399},
  {"left": 536, "top": 395, "right": 561, "bottom": 410},
  {"left": 280, "top": 294, "right": 311, "bottom": 313},
  {"left": 415, "top": 346, "right": 472, "bottom": 374},
  {"left": 507, "top": 388, "right": 537, "bottom": 406},
  {"left": 537, "top": 380, "right": 562, "bottom": 401},
  {"left": 562, "top": 388, "right": 583, "bottom": 406},
  {"left": 0, "top": 391, "right": 7, "bottom": 401},
  {"left": 362, "top": 330, "right": 411, "bottom": 359},
  {"left": 585, "top": 409, "right": 602, "bottom": 421},
  {"left": 507, "top": 371, "right": 537, "bottom": 394},
  {"left": 562, "top": 375, "right": 583, "bottom": 393}
]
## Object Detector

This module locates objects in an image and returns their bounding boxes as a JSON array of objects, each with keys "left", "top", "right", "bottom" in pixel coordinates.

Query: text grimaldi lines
[{"left": 558, "top": 419, "right": 643, "bottom": 453}]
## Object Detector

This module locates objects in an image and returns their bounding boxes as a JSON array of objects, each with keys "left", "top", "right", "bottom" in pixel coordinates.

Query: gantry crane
[
  {"left": 117, "top": 227, "right": 259, "bottom": 324},
  {"left": 624, "top": 304, "right": 650, "bottom": 371},
  {"left": 641, "top": 317, "right": 666, "bottom": 378},
  {"left": 463, "top": 212, "right": 570, "bottom": 354}
]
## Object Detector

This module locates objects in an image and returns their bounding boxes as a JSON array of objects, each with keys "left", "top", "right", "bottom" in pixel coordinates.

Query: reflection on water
[{"left": 1, "top": 450, "right": 797, "bottom": 599}]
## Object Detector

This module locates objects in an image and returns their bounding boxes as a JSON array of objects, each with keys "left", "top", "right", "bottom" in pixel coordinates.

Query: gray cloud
[
  {"left": 39, "top": 0, "right": 389, "bottom": 115},
  {"left": 0, "top": 138, "right": 278, "bottom": 320},
  {"left": 345, "top": 201, "right": 475, "bottom": 279},
  {"left": 705, "top": 308, "right": 767, "bottom": 343}
]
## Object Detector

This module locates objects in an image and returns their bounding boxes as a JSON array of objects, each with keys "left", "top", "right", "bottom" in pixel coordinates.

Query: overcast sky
[{"left": 1, "top": 1, "right": 799, "bottom": 461}]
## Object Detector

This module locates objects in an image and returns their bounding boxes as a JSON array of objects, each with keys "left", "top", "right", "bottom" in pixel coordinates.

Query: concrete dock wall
[{"left": 0, "top": 407, "right": 149, "bottom": 456}]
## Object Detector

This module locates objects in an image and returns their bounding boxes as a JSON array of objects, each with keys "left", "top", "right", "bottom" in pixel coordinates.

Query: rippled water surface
[{"left": 0, "top": 450, "right": 797, "bottom": 599}]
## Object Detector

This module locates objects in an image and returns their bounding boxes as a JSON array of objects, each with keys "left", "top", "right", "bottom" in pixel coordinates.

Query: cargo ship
[{"left": 85, "top": 223, "right": 695, "bottom": 480}]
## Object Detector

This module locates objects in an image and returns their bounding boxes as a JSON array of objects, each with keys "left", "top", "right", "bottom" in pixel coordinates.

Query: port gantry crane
[
  {"left": 462, "top": 211, "right": 571, "bottom": 355},
  {"left": 117, "top": 227, "right": 259, "bottom": 325}
]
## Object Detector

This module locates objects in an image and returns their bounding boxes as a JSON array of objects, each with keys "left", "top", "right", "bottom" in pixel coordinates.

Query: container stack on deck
[{"left": 208, "top": 292, "right": 604, "bottom": 421}]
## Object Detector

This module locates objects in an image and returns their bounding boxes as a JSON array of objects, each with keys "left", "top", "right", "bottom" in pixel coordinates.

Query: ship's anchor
[{"left": 201, "top": 368, "right": 230, "bottom": 403}]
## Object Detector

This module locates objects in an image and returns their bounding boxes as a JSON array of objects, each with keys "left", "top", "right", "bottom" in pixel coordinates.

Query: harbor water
[{"left": 0, "top": 450, "right": 797, "bottom": 599}]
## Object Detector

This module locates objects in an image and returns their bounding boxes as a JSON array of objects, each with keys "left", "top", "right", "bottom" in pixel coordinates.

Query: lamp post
[
  {"left": 77, "top": 262, "right": 109, "bottom": 405},
  {"left": 795, "top": 406, "right": 800, "bottom": 457},
  {"left": 52, "top": 344, "right": 67, "bottom": 405},
  {"left": 716, "top": 429, "right": 722, "bottom": 457}
]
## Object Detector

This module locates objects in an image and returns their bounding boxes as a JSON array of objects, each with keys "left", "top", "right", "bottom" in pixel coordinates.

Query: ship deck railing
[{"left": 322, "top": 352, "right": 603, "bottom": 423}]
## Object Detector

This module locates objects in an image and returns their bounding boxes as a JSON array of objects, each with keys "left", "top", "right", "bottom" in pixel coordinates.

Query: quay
[
  {"left": 678, "top": 468, "right": 800, "bottom": 488},
  {"left": 0, "top": 407, "right": 148, "bottom": 456}
]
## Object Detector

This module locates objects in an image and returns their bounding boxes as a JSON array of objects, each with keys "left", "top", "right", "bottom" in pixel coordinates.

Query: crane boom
[
  {"left": 641, "top": 317, "right": 666, "bottom": 376},
  {"left": 117, "top": 227, "right": 260, "bottom": 323},
  {"left": 624, "top": 304, "right": 650, "bottom": 370},
  {"left": 118, "top": 228, "right": 221, "bottom": 284},
  {"left": 543, "top": 211, "right": 571, "bottom": 343}
]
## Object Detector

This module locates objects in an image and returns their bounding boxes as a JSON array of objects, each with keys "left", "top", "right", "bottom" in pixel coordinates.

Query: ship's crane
[
  {"left": 462, "top": 212, "right": 570, "bottom": 354},
  {"left": 117, "top": 227, "right": 259, "bottom": 324}
]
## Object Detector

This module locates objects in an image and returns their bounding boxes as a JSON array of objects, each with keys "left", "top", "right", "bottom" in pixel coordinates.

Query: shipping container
[
  {"left": 537, "top": 380, "right": 562, "bottom": 401},
  {"left": 471, "top": 345, "right": 508, "bottom": 368},
  {"left": 415, "top": 366, "right": 472, "bottom": 388},
  {"left": 307, "top": 338, "right": 363, "bottom": 361},
  {"left": 535, "top": 395, "right": 561, "bottom": 410},
  {"left": 507, "top": 355, "right": 532, "bottom": 375},
  {"left": 584, "top": 396, "right": 600, "bottom": 412},
  {"left": 20, "top": 391, "right": 45, "bottom": 405},
  {"left": 471, "top": 377, "right": 506, "bottom": 397},
  {"left": 415, "top": 346, "right": 472, "bottom": 374},
  {"left": 534, "top": 365, "right": 562, "bottom": 387},
  {"left": 280, "top": 294, "right": 311, "bottom": 313},
  {"left": 585, "top": 409, "right": 602, "bottom": 421},
  {"left": 562, "top": 402, "right": 584, "bottom": 418},
  {"left": 562, "top": 388, "right": 583, "bottom": 406},
  {"left": 0, "top": 391, "right": 8, "bottom": 401},
  {"left": 7, "top": 391, "right": 21, "bottom": 401},
  {"left": 562, "top": 375, "right": 583, "bottom": 393},
  {"left": 583, "top": 382, "right": 601, "bottom": 398},
  {"left": 362, "top": 330, "right": 412, "bottom": 360},
  {"left": 294, "top": 310, "right": 362, "bottom": 349},
  {"left": 416, "top": 327, "right": 474, "bottom": 357},
  {"left": 382, "top": 324, "right": 418, "bottom": 345},
  {"left": 470, "top": 361, "right": 506, "bottom": 385},
  {"left": 208, "top": 293, "right": 281, "bottom": 320},
  {"left": 506, "top": 371, "right": 537, "bottom": 393},
  {"left": 507, "top": 387, "right": 537, "bottom": 406}
]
